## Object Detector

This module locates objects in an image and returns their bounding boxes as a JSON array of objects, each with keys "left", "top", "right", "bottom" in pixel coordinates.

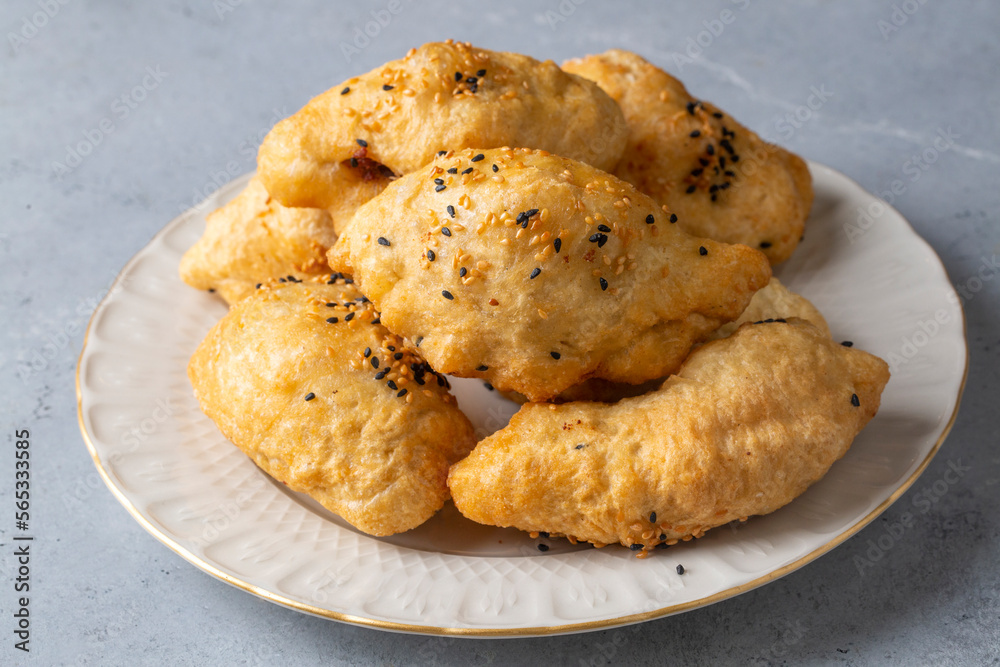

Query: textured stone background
[{"left": 2, "top": 0, "right": 998, "bottom": 664}]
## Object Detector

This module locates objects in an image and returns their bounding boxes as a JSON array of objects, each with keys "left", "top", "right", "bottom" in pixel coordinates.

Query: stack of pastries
[{"left": 183, "top": 42, "right": 889, "bottom": 555}]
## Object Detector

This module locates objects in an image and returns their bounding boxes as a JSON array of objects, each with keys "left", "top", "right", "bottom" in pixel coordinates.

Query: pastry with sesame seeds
[
  {"left": 562, "top": 49, "right": 813, "bottom": 264},
  {"left": 502, "top": 276, "right": 830, "bottom": 404},
  {"left": 448, "top": 320, "right": 889, "bottom": 553},
  {"left": 257, "top": 40, "right": 628, "bottom": 222},
  {"left": 328, "top": 147, "right": 771, "bottom": 402},
  {"left": 179, "top": 177, "right": 337, "bottom": 305},
  {"left": 187, "top": 277, "right": 476, "bottom": 536}
]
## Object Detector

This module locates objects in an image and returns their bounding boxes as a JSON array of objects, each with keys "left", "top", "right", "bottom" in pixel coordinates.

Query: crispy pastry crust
[
  {"left": 188, "top": 278, "right": 476, "bottom": 535},
  {"left": 329, "top": 147, "right": 771, "bottom": 401},
  {"left": 563, "top": 49, "right": 813, "bottom": 264},
  {"left": 257, "top": 40, "right": 629, "bottom": 225},
  {"left": 179, "top": 178, "right": 337, "bottom": 304},
  {"left": 448, "top": 320, "right": 889, "bottom": 551}
]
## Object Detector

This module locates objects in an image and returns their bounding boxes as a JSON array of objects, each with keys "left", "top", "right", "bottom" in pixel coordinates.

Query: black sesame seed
[
  {"left": 483, "top": 382, "right": 494, "bottom": 391},
  {"left": 554, "top": 238, "right": 562, "bottom": 253},
  {"left": 393, "top": 352, "right": 403, "bottom": 360},
  {"left": 676, "top": 564, "right": 685, "bottom": 575},
  {"left": 340, "top": 87, "right": 350, "bottom": 95},
  {"left": 441, "top": 227, "right": 451, "bottom": 236},
  {"left": 476, "top": 364, "right": 489, "bottom": 371},
  {"left": 278, "top": 277, "right": 286, "bottom": 283},
  {"left": 462, "top": 167, "right": 473, "bottom": 175},
  {"left": 356, "top": 138, "right": 368, "bottom": 147},
  {"left": 710, "top": 184, "right": 719, "bottom": 193},
  {"left": 721, "top": 139, "right": 734, "bottom": 154},
  {"left": 387, "top": 380, "right": 398, "bottom": 390},
  {"left": 426, "top": 249, "right": 436, "bottom": 261},
  {"left": 326, "top": 317, "right": 338, "bottom": 323},
  {"left": 550, "top": 351, "right": 560, "bottom": 360},
  {"left": 599, "top": 277, "right": 608, "bottom": 291},
  {"left": 630, "top": 544, "right": 643, "bottom": 551},
  {"left": 371, "top": 317, "right": 379, "bottom": 324},
  {"left": 434, "top": 178, "right": 444, "bottom": 185},
  {"left": 851, "top": 393, "right": 860, "bottom": 407},
  {"left": 597, "top": 224, "right": 611, "bottom": 233},
  {"left": 447, "top": 167, "right": 458, "bottom": 174},
  {"left": 760, "top": 241, "right": 772, "bottom": 249},
  {"left": 575, "top": 443, "right": 585, "bottom": 449},
  {"left": 454, "top": 71, "right": 462, "bottom": 81},
  {"left": 364, "top": 347, "right": 371, "bottom": 358},
  {"left": 706, "top": 144, "right": 715, "bottom": 156},
  {"left": 350, "top": 157, "right": 359, "bottom": 168},
  {"left": 437, "top": 150, "right": 447, "bottom": 156},
  {"left": 775, "top": 318, "right": 787, "bottom": 323},
  {"left": 304, "top": 392, "right": 315, "bottom": 401},
  {"left": 841, "top": 341, "right": 854, "bottom": 347},
  {"left": 669, "top": 213, "right": 678, "bottom": 223},
  {"left": 344, "top": 312, "right": 354, "bottom": 322},
  {"left": 471, "top": 153, "right": 485, "bottom": 162},
  {"left": 690, "top": 130, "right": 701, "bottom": 138},
  {"left": 537, "top": 544, "right": 549, "bottom": 552},
  {"left": 686, "top": 102, "right": 696, "bottom": 115},
  {"left": 371, "top": 357, "right": 379, "bottom": 369},
  {"left": 530, "top": 268, "right": 541, "bottom": 279},
  {"left": 731, "top": 155, "right": 740, "bottom": 162},
  {"left": 447, "top": 205, "right": 456, "bottom": 218},
  {"left": 255, "top": 283, "right": 262, "bottom": 289},
  {"left": 711, "top": 194, "right": 718, "bottom": 202},
  {"left": 686, "top": 185, "right": 696, "bottom": 194},
  {"left": 382, "top": 84, "right": 394, "bottom": 91},
  {"left": 720, "top": 182, "right": 730, "bottom": 190},
  {"left": 442, "top": 290, "right": 454, "bottom": 300},
  {"left": 649, "top": 512, "right": 657, "bottom": 523},
  {"left": 378, "top": 236, "right": 390, "bottom": 246},
  {"left": 691, "top": 168, "right": 703, "bottom": 177},
  {"left": 459, "top": 267, "right": 467, "bottom": 277},
  {"left": 646, "top": 214, "right": 655, "bottom": 225},
  {"left": 375, "top": 370, "right": 387, "bottom": 380},
  {"left": 388, "top": 346, "right": 395, "bottom": 351},
  {"left": 466, "top": 76, "right": 478, "bottom": 84},
  {"left": 492, "top": 163, "right": 498, "bottom": 172},
  {"left": 699, "top": 246, "right": 708, "bottom": 256},
  {"left": 477, "top": 69, "right": 486, "bottom": 76},
  {"left": 435, "top": 184, "right": 446, "bottom": 192},
  {"left": 397, "top": 389, "right": 407, "bottom": 398},
  {"left": 326, "top": 302, "right": 336, "bottom": 307},
  {"left": 713, "top": 111, "right": 723, "bottom": 118},
  {"left": 660, "top": 534, "right": 667, "bottom": 541},
  {"left": 724, "top": 170, "right": 736, "bottom": 177}
]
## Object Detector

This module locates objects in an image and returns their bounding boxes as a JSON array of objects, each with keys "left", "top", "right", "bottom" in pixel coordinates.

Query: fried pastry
[
  {"left": 328, "top": 147, "right": 772, "bottom": 401},
  {"left": 188, "top": 277, "right": 476, "bottom": 536},
  {"left": 448, "top": 320, "right": 890, "bottom": 553},
  {"left": 505, "top": 277, "right": 829, "bottom": 404},
  {"left": 257, "top": 40, "right": 628, "bottom": 220},
  {"left": 179, "top": 178, "right": 337, "bottom": 304},
  {"left": 562, "top": 49, "right": 813, "bottom": 264}
]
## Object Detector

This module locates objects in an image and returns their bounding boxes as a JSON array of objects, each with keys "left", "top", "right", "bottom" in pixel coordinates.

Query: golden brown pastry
[
  {"left": 188, "top": 276, "right": 476, "bottom": 536},
  {"left": 328, "top": 147, "right": 772, "bottom": 402},
  {"left": 448, "top": 320, "right": 889, "bottom": 554},
  {"left": 179, "top": 178, "right": 337, "bottom": 305},
  {"left": 505, "top": 277, "right": 829, "bottom": 404},
  {"left": 562, "top": 49, "right": 813, "bottom": 264},
  {"left": 707, "top": 276, "right": 829, "bottom": 340},
  {"left": 257, "top": 40, "right": 628, "bottom": 221}
]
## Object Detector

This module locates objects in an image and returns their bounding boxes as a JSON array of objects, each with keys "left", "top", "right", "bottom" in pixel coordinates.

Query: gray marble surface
[{"left": 2, "top": 0, "right": 998, "bottom": 664}]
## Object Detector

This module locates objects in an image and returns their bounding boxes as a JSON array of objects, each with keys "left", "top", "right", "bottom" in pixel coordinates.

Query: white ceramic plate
[{"left": 77, "top": 164, "right": 966, "bottom": 636}]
